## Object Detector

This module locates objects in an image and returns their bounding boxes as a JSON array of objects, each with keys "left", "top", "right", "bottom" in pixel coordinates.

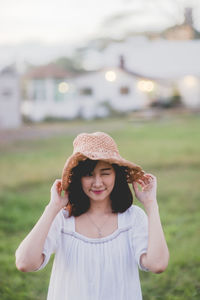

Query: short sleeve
[
  {"left": 131, "top": 206, "right": 149, "bottom": 272},
  {"left": 35, "top": 209, "right": 63, "bottom": 271}
]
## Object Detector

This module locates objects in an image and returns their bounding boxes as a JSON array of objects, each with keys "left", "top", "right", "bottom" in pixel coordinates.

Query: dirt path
[
  {"left": 0, "top": 108, "right": 194, "bottom": 145},
  {"left": 0, "top": 119, "right": 125, "bottom": 145}
]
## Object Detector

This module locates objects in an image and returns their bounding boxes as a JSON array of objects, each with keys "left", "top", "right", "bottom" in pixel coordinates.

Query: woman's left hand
[{"left": 132, "top": 173, "right": 157, "bottom": 209}]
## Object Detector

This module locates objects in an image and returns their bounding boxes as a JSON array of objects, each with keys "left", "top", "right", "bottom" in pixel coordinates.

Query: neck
[{"left": 88, "top": 199, "right": 112, "bottom": 216}]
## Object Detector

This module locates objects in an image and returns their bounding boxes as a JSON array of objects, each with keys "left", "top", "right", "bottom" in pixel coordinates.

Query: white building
[
  {"left": 22, "top": 63, "right": 150, "bottom": 121},
  {"left": 22, "top": 64, "right": 80, "bottom": 121},
  {"left": 22, "top": 38, "right": 200, "bottom": 123},
  {"left": 82, "top": 37, "right": 200, "bottom": 109},
  {"left": 102, "top": 38, "right": 200, "bottom": 109},
  {"left": 0, "top": 66, "right": 21, "bottom": 129},
  {"left": 73, "top": 66, "right": 149, "bottom": 119}
]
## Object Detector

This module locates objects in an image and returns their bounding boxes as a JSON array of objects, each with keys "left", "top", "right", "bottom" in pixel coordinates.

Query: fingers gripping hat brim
[{"left": 61, "top": 132, "right": 145, "bottom": 191}]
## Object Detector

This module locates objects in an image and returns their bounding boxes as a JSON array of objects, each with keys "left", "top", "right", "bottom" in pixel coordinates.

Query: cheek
[
  {"left": 107, "top": 175, "right": 116, "bottom": 188},
  {"left": 81, "top": 178, "right": 91, "bottom": 191}
]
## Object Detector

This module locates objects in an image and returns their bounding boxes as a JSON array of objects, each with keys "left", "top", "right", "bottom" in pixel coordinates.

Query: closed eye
[{"left": 84, "top": 172, "right": 93, "bottom": 177}]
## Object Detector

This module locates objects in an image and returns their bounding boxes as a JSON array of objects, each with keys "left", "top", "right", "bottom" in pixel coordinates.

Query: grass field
[{"left": 0, "top": 114, "right": 200, "bottom": 299}]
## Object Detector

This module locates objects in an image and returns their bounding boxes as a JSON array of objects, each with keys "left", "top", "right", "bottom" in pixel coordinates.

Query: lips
[{"left": 91, "top": 190, "right": 105, "bottom": 194}]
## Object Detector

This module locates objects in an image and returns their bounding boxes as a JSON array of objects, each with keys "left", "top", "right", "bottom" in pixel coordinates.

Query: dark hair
[{"left": 68, "top": 159, "right": 133, "bottom": 216}]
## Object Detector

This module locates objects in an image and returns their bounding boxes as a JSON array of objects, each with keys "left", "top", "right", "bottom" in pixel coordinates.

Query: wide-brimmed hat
[{"left": 61, "top": 131, "right": 145, "bottom": 191}]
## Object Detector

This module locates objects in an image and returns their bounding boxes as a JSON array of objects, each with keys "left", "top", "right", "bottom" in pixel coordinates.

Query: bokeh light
[
  {"left": 58, "top": 82, "right": 69, "bottom": 93},
  {"left": 105, "top": 71, "right": 117, "bottom": 82}
]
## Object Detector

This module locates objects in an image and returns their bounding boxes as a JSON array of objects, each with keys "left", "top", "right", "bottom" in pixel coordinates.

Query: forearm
[
  {"left": 15, "top": 204, "right": 60, "bottom": 272},
  {"left": 141, "top": 202, "right": 169, "bottom": 273}
]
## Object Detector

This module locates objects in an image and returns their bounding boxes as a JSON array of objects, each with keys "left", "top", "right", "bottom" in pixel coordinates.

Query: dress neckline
[{"left": 71, "top": 212, "right": 121, "bottom": 242}]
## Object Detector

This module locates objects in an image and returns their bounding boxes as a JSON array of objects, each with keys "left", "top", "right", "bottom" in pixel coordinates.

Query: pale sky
[{"left": 0, "top": 0, "right": 200, "bottom": 46}]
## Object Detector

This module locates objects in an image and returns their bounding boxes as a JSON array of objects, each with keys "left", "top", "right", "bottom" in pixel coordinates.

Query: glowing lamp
[
  {"left": 183, "top": 76, "right": 198, "bottom": 88},
  {"left": 137, "top": 80, "right": 155, "bottom": 92},
  {"left": 105, "top": 71, "right": 116, "bottom": 82},
  {"left": 58, "top": 82, "right": 69, "bottom": 93}
]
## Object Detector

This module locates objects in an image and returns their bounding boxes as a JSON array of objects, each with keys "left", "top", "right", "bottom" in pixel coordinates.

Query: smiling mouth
[{"left": 91, "top": 190, "right": 105, "bottom": 194}]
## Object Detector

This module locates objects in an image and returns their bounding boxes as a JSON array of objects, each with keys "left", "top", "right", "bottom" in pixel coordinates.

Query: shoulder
[
  {"left": 126, "top": 204, "right": 146, "bottom": 217},
  {"left": 122, "top": 205, "right": 147, "bottom": 226},
  {"left": 51, "top": 209, "right": 66, "bottom": 228}
]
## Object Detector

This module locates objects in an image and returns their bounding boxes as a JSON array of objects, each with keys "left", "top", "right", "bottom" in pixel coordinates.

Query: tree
[{"left": 99, "top": 0, "right": 199, "bottom": 39}]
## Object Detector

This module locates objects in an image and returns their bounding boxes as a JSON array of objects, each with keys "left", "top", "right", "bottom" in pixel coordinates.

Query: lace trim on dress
[{"left": 61, "top": 226, "right": 132, "bottom": 244}]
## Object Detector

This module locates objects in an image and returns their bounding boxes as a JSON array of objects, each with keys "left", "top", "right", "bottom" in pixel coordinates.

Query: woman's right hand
[{"left": 49, "top": 179, "right": 69, "bottom": 211}]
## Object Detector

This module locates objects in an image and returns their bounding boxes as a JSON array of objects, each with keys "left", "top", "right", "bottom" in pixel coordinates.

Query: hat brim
[{"left": 61, "top": 152, "right": 145, "bottom": 190}]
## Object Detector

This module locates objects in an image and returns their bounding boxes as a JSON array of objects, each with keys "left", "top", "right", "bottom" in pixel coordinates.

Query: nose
[{"left": 92, "top": 175, "right": 103, "bottom": 187}]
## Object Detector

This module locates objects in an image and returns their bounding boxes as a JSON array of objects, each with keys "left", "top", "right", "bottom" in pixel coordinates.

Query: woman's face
[{"left": 81, "top": 161, "right": 116, "bottom": 203}]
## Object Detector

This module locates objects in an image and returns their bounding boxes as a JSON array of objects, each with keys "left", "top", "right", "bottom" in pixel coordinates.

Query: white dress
[{"left": 36, "top": 204, "right": 149, "bottom": 300}]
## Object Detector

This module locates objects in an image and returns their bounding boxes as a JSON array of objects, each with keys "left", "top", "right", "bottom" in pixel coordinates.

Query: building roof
[
  {"left": 24, "top": 63, "right": 71, "bottom": 79},
  {"left": 102, "top": 37, "right": 200, "bottom": 80}
]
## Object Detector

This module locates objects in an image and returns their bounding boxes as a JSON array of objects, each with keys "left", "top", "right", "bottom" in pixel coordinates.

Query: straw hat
[{"left": 61, "top": 132, "right": 145, "bottom": 191}]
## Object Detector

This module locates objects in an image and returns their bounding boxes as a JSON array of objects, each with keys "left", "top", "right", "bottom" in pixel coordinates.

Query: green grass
[{"left": 0, "top": 114, "right": 200, "bottom": 299}]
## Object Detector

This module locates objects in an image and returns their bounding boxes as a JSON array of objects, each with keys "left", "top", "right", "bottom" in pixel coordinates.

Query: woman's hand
[
  {"left": 49, "top": 179, "right": 69, "bottom": 211},
  {"left": 132, "top": 173, "right": 157, "bottom": 209}
]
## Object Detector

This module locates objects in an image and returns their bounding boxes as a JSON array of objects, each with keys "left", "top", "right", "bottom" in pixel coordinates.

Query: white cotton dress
[{"left": 36, "top": 204, "right": 149, "bottom": 300}]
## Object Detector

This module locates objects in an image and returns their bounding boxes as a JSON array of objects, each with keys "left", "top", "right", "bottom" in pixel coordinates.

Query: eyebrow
[{"left": 100, "top": 168, "right": 112, "bottom": 171}]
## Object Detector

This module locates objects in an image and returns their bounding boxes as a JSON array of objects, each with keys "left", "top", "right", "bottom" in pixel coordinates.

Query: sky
[
  {"left": 0, "top": 0, "right": 200, "bottom": 46},
  {"left": 0, "top": 0, "right": 200, "bottom": 68}
]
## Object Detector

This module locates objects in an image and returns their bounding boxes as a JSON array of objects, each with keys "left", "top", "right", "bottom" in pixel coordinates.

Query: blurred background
[
  {"left": 0, "top": 0, "right": 200, "bottom": 299},
  {"left": 0, "top": 0, "right": 200, "bottom": 126}
]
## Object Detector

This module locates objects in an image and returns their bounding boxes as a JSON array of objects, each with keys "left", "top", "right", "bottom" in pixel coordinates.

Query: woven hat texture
[{"left": 61, "top": 132, "right": 145, "bottom": 191}]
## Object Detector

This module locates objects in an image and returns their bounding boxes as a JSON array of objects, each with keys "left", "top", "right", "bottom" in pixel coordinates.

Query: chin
[{"left": 89, "top": 192, "right": 109, "bottom": 202}]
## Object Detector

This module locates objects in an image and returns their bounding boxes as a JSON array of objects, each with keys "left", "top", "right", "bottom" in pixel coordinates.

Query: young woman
[{"left": 15, "top": 132, "right": 169, "bottom": 300}]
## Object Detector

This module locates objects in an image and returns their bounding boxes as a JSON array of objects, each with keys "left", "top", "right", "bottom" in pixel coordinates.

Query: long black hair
[{"left": 68, "top": 159, "right": 133, "bottom": 216}]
